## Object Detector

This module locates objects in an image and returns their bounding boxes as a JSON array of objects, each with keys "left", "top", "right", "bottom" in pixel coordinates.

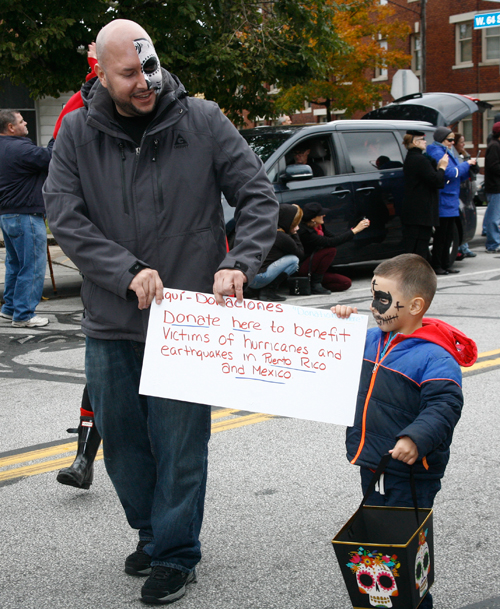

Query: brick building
[{"left": 260, "top": 0, "right": 500, "bottom": 166}]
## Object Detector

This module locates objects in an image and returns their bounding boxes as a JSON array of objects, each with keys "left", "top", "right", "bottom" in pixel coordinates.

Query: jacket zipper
[
  {"left": 152, "top": 138, "right": 164, "bottom": 210},
  {"left": 118, "top": 143, "right": 130, "bottom": 215},
  {"left": 350, "top": 339, "right": 399, "bottom": 465}
]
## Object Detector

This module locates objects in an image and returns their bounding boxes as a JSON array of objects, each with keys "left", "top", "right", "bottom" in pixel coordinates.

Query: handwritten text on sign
[{"left": 139, "top": 290, "right": 368, "bottom": 426}]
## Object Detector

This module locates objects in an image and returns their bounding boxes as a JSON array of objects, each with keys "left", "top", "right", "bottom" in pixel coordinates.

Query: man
[
  {"left": 291, "top": 144, "right": 324, "bottom": 177},
  {"left": 0, "top": 110, "right": 51, "bottom": 327},
  {"left": 43, "top": 19, "right": 278, "bottom": 606},
  {"left": 484, "top": 121, "right": 500, "bottom": 253}
]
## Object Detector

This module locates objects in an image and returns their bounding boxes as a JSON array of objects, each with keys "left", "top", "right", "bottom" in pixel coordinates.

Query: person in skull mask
[
  {"left": 332, "top": 253, "right": 477, "bottom": 609},
  {"left": 43, "top": 18, "right": 278, "bottom": 606}
]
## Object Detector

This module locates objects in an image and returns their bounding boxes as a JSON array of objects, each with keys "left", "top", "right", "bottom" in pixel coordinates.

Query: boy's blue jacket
[
  {"left": 426, "top": 143, "right": 470, "bottom": 217},
  {"left": 346, "top": 318, "right": 477, "bottom": 479}
]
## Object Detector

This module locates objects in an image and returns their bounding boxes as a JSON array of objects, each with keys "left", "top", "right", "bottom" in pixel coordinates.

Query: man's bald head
[{"left": 96, "top": 19, "right": 152, "bottom": 68}]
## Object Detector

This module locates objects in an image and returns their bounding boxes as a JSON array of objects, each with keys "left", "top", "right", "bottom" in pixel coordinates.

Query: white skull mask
[
  {"left": 133, "top": 38, "right": 162, "bottom": 93},
  {"left": 415, "top": 541, "right": 430, "bottom": 597},
  {"left": 356, "top": 563, "right": 398, "bottom": 608}
]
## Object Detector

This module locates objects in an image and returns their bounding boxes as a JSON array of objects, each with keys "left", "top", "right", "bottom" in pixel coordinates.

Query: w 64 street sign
[{"left": 474, "top": 12, "right": 500, "bottom": 28}]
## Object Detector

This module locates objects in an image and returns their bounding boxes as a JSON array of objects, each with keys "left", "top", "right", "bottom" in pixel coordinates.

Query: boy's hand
[
  {"left": 331, "top": 305, "right": 358, "bottom": 319},
  {"left": 389, "top": 436, "right": 419, "bottom": 465}
]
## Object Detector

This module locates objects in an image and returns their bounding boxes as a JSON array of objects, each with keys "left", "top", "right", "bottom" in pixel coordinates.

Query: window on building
[
  {"left": 456, "top": 22, "right": 473, "bottom": 65},
  {"left": 459, "top": 116, "right": 473, "bottom": 145},
  {"left": 483, "top": 26, "right": 500, "bottom": 62},
  {"left": 411, "top": 34, "right": 421, "bottom": 73},
  {"left": 374, "top": 40, "right": 388, "bottom": 80}
]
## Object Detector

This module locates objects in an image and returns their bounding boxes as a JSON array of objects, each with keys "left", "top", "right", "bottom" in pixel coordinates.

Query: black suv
[{"left": 227, "top": 93, "right": 486, "bottom": 266}]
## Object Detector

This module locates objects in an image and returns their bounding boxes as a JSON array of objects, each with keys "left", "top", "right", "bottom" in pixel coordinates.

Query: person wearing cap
[
  {"left": 297, "top": 202, "right": 370, "bottom": 294},
  {"left": 426, "top": 127, "right": 476, "bottom": 275},
  {"left": 484, "top": 121, "right": 500, "bottom": 253},
  {"left": 400, "top": 130, "right": 448, "bottom": 261}
]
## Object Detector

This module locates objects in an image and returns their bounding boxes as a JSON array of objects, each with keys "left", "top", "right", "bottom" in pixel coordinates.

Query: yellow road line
[
  {"left": 462, "top": 356, "right": 500, "bottom": 374},
  {"left": 476, "top": 348, "right": 500, "bottom": 358},
  {"left": 210, "top": 408, "right": 240, "bottom": 420},
  {"left": 0, "top": 411, "right": 273, "bottom": 483},
  {"left": 0, "top": 442, "right": 78, "bottom": 468}
]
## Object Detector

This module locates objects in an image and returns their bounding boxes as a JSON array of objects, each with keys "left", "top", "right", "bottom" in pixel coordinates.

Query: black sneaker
[
  {"left": 141, "top": 566, "right": 196, "bottom": 605},
  {"left": 125, "top": 540, "right": 152, "bottom": 576}
]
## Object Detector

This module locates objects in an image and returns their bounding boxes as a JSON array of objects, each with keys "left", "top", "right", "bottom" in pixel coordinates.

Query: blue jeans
[
  {"left": 484, "top": 193, "right": 500, "bottom": 250},
  {"left": 249, "top": 255, "right": 299, "bottom": 289},
  {"left": 0, "top": 213, "right": 47, "bottom": 321},
  {"left": 360, "top": 468, "right": 440, "bottom": 609},
  {"left": 85, "top": 338, "right": 211, "bottom": 573}
]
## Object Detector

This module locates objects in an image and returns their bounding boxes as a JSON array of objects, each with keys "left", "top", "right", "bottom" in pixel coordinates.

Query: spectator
[
  {"left": 484, "top": 121, "right": 500, "bottom": 253},
  {"left": 401, "top": 129, "right": 447, "bottom": 261},
  {"left": 297, "top": 202, "right": 369, "bottom": 294},
  {"left": 290, "top": 144, "right": 324, "bottom": 177},
  {"left": 0, "top": 110, "right": 52, "bottom": 327},
  {"left": 245, "top": 204, "right": 303, "bottom": 302},
  {"left": 277, "top": 115, "right": 292, "bottom": 125},
  {"left": 43, "top": 19, "right": 278, "bottom": 606},
  {"left": 454, "top": 133, "right": 477, "bottom": 258},
  {"left": 426, "top": 127, "right": 475, "bottom": 275}
]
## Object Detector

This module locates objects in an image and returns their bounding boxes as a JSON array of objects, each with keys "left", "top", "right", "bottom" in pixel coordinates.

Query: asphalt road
[{"left": 1, "top": 222, "right": 500, "bottom": 609}]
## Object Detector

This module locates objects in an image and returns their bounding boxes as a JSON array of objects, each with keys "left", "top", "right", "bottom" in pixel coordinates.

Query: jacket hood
[
  {"left": 390, "top": 318, "right": 477, "bottom": 367},
  {"left": 278, "top": 204, "right": 299, "bottom": 233}
]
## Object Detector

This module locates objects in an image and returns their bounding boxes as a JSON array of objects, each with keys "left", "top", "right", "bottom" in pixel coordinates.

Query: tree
[
  {"left": 0, "top": 0, "right": 343, "bottom": 123},
  {"left": 276, "top": 0, "right": 411, "bottom": 120}
]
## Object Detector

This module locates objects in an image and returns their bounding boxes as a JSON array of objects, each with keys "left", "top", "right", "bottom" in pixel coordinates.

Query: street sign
[
  {"left": 391, "top": 69, "right": 420, "bottom": 100},
  {"left": 474, "top": 12, "right": 500, "bottom": 29}
]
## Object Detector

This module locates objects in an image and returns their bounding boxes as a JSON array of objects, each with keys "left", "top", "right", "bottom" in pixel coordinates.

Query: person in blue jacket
[
  {"left": 333, "top": 253, "right": 477, "bottom": 609},
  {"left": 426, "top": 127, "right": 475, "bottom": 275},
  {"left": 0, "top": 110, "right": 53, "bottom": 327}
]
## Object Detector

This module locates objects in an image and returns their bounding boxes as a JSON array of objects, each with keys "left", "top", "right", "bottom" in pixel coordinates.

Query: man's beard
[{"left": 107, "top": 80, "right": 159, "bottom": 117}]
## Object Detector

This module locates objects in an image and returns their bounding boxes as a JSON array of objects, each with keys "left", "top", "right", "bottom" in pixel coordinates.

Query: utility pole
[{"left": 420, "top": 0, "right": 427, "bottom": 92}]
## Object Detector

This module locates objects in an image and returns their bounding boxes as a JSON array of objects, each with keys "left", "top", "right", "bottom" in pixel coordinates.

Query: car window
[
  {"left": 277, "top": 136, "right": 337, "bottom": 182},
  {"left": 241, "top": 132, "right": 294, "bottom": 162},
  {"left": 341, "top": 131, "right": 404, "bottom": 173}
]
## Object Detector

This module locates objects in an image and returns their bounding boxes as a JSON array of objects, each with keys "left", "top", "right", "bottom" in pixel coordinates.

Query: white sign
[
  {"left": 139, "top": 289, "right": 368, "bottom": 426},
  {"left": 391, "top": 69, "right": 420, "bottom": 100}
]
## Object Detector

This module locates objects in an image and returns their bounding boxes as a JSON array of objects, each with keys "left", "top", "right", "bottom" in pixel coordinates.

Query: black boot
[
  {"left": 311, "top": 274, "right": 331, "bottom": 295},
  {"left": 243, "top": 285, "right": 260, "bottom": 300},
  {"left": 259, "top": 272, "right": 288, "bottom": 302},
  {"left": 57, "top": 417, "right": 101, "bottom": 490}
]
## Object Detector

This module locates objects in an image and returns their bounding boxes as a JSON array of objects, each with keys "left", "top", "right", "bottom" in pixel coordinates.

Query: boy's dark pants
[{"left": 360, "top": 467, "right": 441, "bottom": 609}]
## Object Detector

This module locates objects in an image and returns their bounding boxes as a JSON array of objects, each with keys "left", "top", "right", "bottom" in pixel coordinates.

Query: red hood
[{"left": 391, "top": 318, "right": 477, "bottom": 367}]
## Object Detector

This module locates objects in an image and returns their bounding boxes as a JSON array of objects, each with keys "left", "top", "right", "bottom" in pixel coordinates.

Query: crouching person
[{"left": 245, "top": 204, "right": 304, "bottom": 302}]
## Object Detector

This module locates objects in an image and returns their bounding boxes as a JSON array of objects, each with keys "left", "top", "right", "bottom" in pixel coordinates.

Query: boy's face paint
[
  {"left": 370, "top": 276, "right": 408, "bottom": 332},
  {"left": 133, "top": 38, "right": 162, "bottom": 94}
]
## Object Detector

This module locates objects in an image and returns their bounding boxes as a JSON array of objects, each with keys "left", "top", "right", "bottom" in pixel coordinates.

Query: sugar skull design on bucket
[
  {"left": 347, "top": 547, "right": 400, "bottom": 608},
  {"left": 415, "top": 529, "right": 431, "bottom": 597}
]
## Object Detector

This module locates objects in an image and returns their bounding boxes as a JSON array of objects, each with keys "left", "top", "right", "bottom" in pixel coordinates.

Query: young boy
[{"left": 333, "top": 254, "right": 477, "bottom": 609}]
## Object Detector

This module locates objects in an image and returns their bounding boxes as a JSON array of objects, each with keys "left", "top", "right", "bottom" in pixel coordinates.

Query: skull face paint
[
  {"left": 371, "top": 279, "right": 404, "bottom": 326},
  {"left": 133, "top": 38, "right": 162, "bottom": 94}
]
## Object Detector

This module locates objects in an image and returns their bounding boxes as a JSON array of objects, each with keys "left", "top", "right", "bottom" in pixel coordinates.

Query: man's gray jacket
[{"left": 43, "top": 71, "right": 279, "bottom": 342}]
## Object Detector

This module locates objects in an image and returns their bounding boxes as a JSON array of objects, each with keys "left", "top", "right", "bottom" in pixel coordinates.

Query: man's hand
[
  {"left": 389, "top": 436, "right": 419, "bottom": 465},
  {"left": 128, "top": 268, "right": 164, "bottom": 310},
  {"left": 213, "top": 270, "right": 247, "bottom": 306},
  {"left": 331, "top": 304, "right": 358, "bottom": 319}
]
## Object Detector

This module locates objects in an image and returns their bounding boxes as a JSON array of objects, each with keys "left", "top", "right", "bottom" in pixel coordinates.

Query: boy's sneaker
[
  {"left": 0, "top": 311, "right": 13, "bottom": 320},
  {"left": 141, "top": 566, "right": 196, "bottom": 605},
  {"left": 125, "top": 540, "right": 152, "bottom": 576},
  {"left": 12, "top": 315, "right": 49, "bottom": 328}
]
